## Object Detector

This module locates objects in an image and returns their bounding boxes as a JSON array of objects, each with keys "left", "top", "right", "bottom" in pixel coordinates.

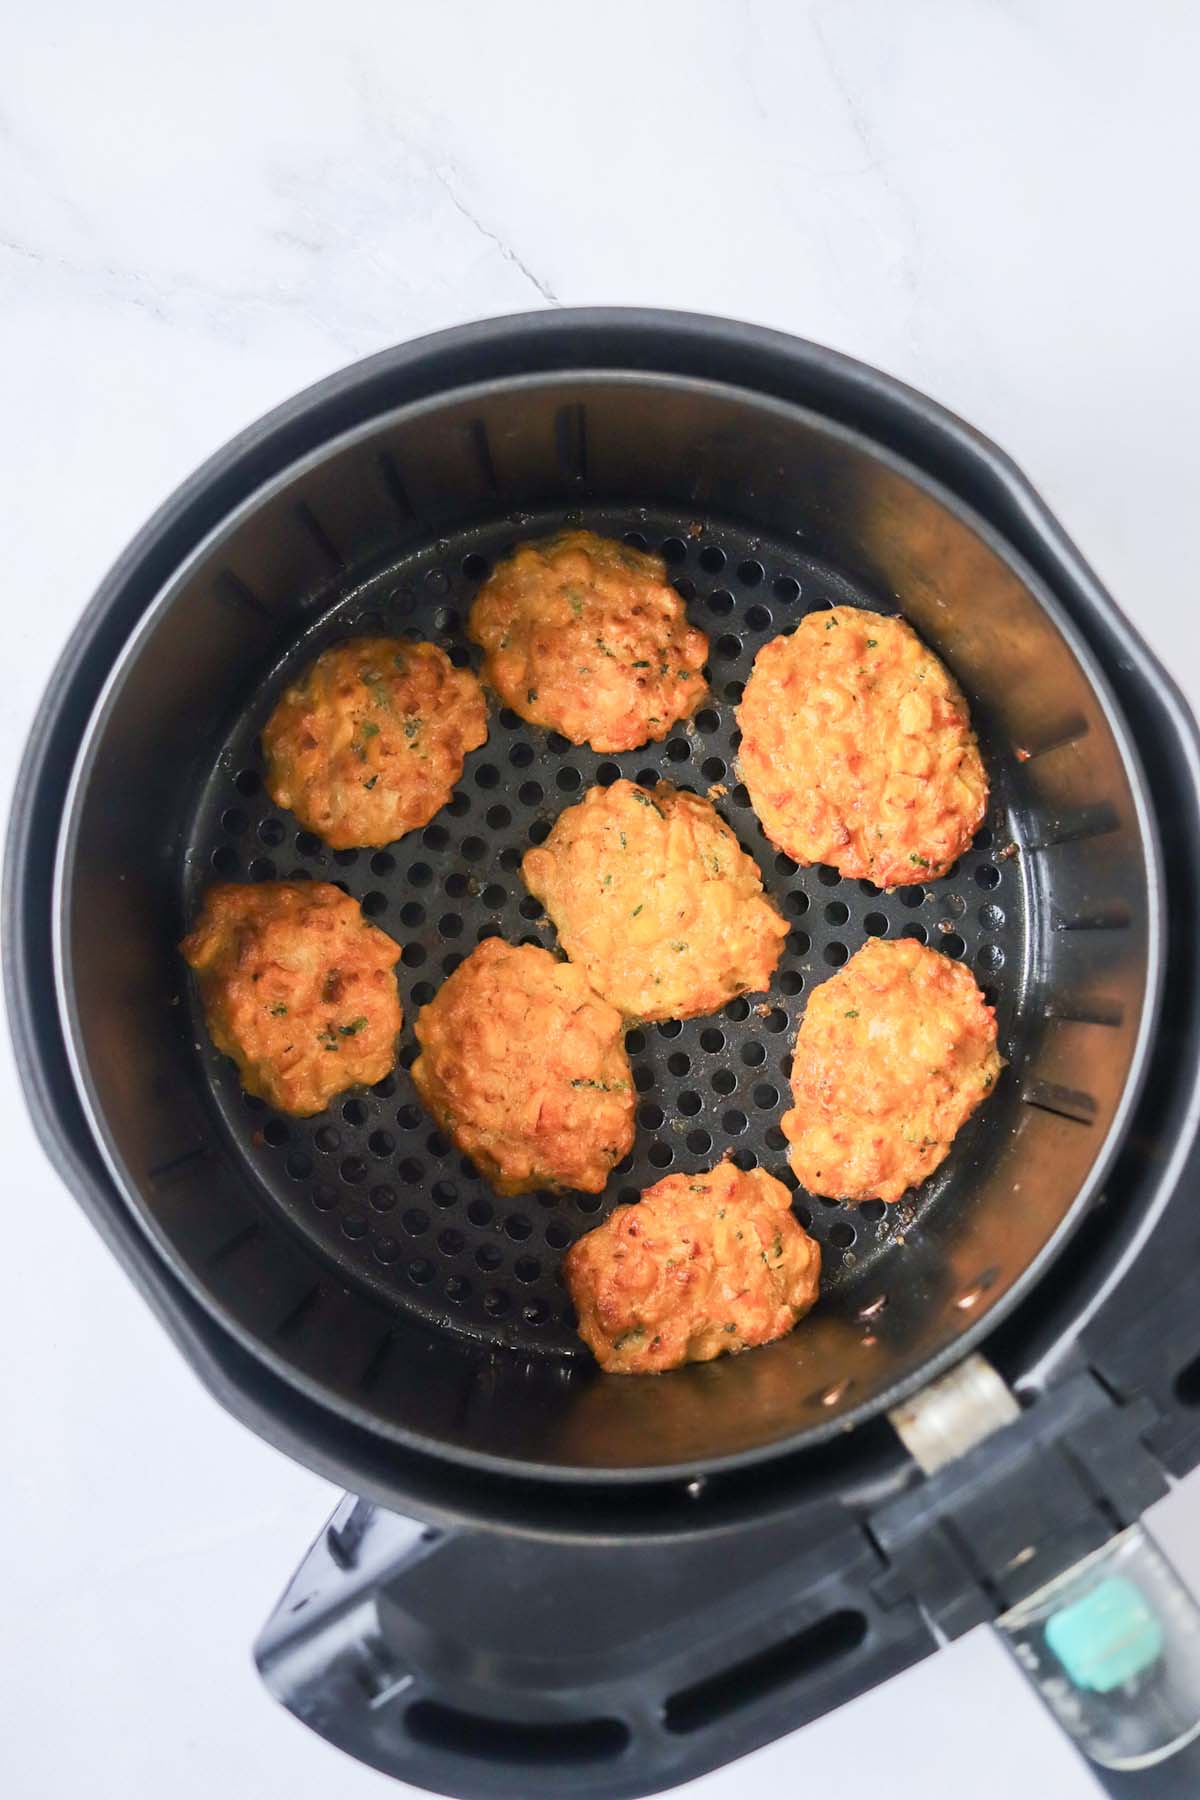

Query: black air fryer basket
[{"left": 9, "top": 311, "right": 1200, "bottom": 1798}]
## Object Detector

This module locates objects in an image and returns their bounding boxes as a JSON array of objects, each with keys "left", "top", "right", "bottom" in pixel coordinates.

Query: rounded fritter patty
[
  {"left": 737, "top": 607, "right": 987, "bottom": 887},
  {"left": 180, "top": 882, "right": 403, "bottom": 1116},
  {"left": 565, "top": 1160, "right": 821, "bottom": 1374},
  {"left": 262, "top": 638, "right": 488, "bottom": 849},
  {"left": 782, "top": 937, "right": 1003, "bottom": 1204},
  {"left": 410, "top": 938, "right": 635, "bottom": 1197},
  {"left": 467, "top": 530, "right": 708, "bottom": 751},
  {"left": 522, "top": 779, "right": 786, "bottom": 1022}
]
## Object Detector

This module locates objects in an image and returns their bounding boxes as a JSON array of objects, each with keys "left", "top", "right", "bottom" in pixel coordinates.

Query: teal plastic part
[{"left": 1045, "top": 1576, "right": 1165, "bottom": 1694}]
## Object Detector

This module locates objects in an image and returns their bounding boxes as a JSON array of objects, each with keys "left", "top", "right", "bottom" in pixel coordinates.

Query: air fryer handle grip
[
  {"left": 256, "top": 1495, "right": 937, "bottom": 1800},
  {"left": 256, "top": 1500, "right": 1200, "bottom": 1797}
]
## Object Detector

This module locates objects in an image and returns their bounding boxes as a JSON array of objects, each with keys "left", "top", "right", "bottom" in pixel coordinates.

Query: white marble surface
[{"left": 2, "top": 4, "right": 1199, "bottom": 1797}]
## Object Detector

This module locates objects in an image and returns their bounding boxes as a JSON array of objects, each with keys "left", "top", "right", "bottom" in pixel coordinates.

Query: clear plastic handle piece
[{"left": 997, "top": 1526, "right": 1200, "bottom": 1772}]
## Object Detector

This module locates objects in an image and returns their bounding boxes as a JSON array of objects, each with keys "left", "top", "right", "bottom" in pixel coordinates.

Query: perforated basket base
[{"left": 184, "top": 506, "right": 1026, "bottom": 1359}]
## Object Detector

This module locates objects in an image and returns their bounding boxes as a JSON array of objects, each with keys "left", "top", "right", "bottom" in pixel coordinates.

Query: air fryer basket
[{"left": 54, "top": 365, "right": 1158, "bottom": 1477}]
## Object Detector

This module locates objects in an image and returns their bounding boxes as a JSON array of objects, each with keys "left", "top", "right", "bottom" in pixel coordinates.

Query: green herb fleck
[
  {"left": 564, "top": 585, "right": 585, "bottom": 616},
  {"left": 631, "top": 904, "right": 643, "bottom": 917},
  {"left": 570, "top": 1077, "right": 629, "bottom": 1092},
  {"left": 268, "top": 1003, "right": 288, "bottom": 1017},
  {"left": 316, "top": 1026, "right": 339, "bottom": 1051},
  {"left": 844, "top": 1009, "right": 859, "bottom": 1018},
  {"left": 619, "top": 831, "right": 627, "bottom": 849},
  {"left": 670, "top": 939, "right": 688, "bottom": 952},
  {"left": 909, "top": 853, "right": 931, "bottom": 868},
  {"left": 631, "top": 660, "right": 651, "bottom": 669},
  {"left": 403, "top": 715, "right": 421, "bottom": 742},
  {"left": 631, "top": 790, "right": 666, "bottom": 818},
  {"left": 392, "top": 652, "right": 407, "bottom": 673},
  {"left": 602, "top": 873, "right": 612, "bottom": 888},
  {"left": 353, "top": 720, "right": 380, "bottom": 761},
  {"left": 866, "top": 638, "right": 877, "bottom": 647},
  {"left": 339, "top": 1017, "right": 368, "bottom": 1037},
  {"left": 825, "top": 616, "right": 839, "bottom": 629},
  {"left": 363, "top": 774, "right": 378, "bottom": 790},
  {"left": 596, "top": 638, "right": 616, "bottom": 659},
  {"left": 724, "top": 1323, "right": 738, "bottom": 1335},
  {"left": 613, "top": 1326, "right": 645, "bottom": 1350}
]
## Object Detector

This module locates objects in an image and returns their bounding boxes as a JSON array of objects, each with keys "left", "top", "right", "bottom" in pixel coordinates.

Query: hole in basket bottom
[
  {"left": 405, "top": 1701, "right": 630, "bottom": 1765},
  {"left": 663, "top": 1609, "right": 868, "bottom": 1734}
]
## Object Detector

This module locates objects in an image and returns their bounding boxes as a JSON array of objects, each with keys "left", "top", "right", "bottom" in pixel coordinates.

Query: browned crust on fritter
[
  {"left": 782, "top": 936, "right": 1003, "bottom": 1203},
  {"left": 262, "top": 637, "right": 487, "bottom": 849},
  {"left": 737, "top": 607, "right": 987, "bottom": 887},
  {"left": 565, "top": 1160, "right": 821, "bottom": 1373},
  {"left": 468, "top": 530, "right": 708, "bottom": 751},
  {"left": 410, "top": 938, "right": 635, "bottom": 1196},
  {"left": 180, "top": 881, "right": 403, "bottom": 1116},
  {"left": 522, "top": 779, "right": 787, "bottom": 1021}
]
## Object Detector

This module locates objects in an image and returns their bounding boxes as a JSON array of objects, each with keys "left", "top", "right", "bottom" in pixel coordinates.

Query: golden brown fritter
[
  {"left": 467, "top": 530, "right": 708, "bottom": 751},
  {"left": 522, "top": 779, "right": 786, "bottom": 1022},
  {"left": 565, "top": 1160, "right": 821, "bottom": 1375},
  {"left": 262, "top": 638, "right": 487, "bottom": 850},
  {"left": 180, "top": 882, "right": 403, "bottom": 1116},
  {"left": 782, "top": 937, "right": 1003, "bottom": 1204},
  {"left": 737, "top": 607, "right": 987, "bottom": 888},
  {"left": 410, "top": 938, "right": 635, "bottom": 1197}
]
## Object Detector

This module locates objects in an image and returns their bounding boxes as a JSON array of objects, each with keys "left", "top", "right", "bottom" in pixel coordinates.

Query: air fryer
[{"left": 8, "top": 311, "right": 1200, "bottom": 1798}]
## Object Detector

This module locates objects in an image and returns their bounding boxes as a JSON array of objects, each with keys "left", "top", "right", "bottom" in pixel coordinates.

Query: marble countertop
[{"left": 3, "top": 5, "right": 1198, "bottom": 1798}]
